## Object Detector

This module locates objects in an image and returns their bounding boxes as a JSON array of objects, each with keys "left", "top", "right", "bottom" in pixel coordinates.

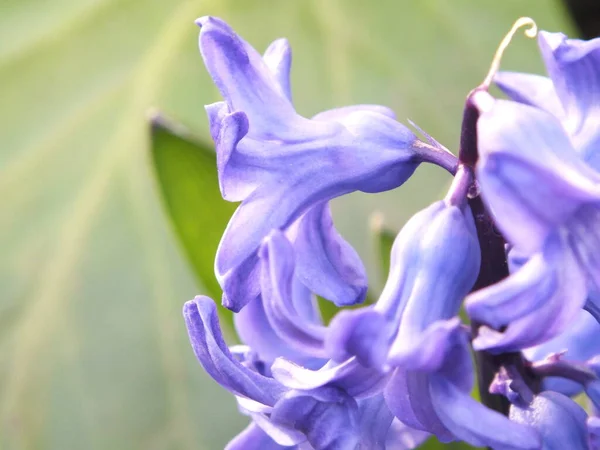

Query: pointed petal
[
  {"left": 525, "top": 310, "right": 600, "bottom": 395},
  {"left": 226, "top": 422, "right": 297, "bottom": 450},
  {"left": 569, "top": 204, "right": 600, "bottom": 294},
  {"left": 355, "top": 395, "right": 394, "bottom": 450},
  {"left": 271, "top": 357, "right": 387, "bottom": 399},
  {"left": 197, "top": 16, "right": 313, "bottom": 139},
  {"left": 466, "top": 251, "right": 556, "bottom": 329},
  {"left": 325, "top": 308, "right": 390, "bottom": 367},
  {"left": 509, "top": 391, "right": 588, "bottom": 450},
  {"left": 538, "top": 31, "right": 600, "bottom": 155},
  {"left": 312, "top": 105, "right": 396, "bottom": 122},
  {"left": 289, "top": 203, "right": 367, "bottom": 306},
  {"left": 263, "top": 38, "right": 293, "bottom": 102},
  {"left": 477, "top": 99, "right": 600, "bottom": 253},
  {"left": 234, "top": 294, "right": 318, "bottom": 366},
  {"left": 387, "top": 318, "right": 465, "bottom": 372},
  {"left": 470, "top": 235, "right": 588, "bottom": 352},
  {"left": 494, "top": 71, "right": 564, "bottom": 118},
  {"left": 431, "top": 376, "right": 541, "bottom": 449},
  {"left": 250, "top": 411, "right": 308, "bottom": 447},
  {"left": 183, "top": 296, "right": 285, "bottom": 405},
  {"left": 259, "top": 231, "right": 327, "bottom": 358},
  {"left": 271, "top": 390, "right": 359, "bottom": 450},
  {"left": 385, "top": 419, "right": 429, "bottom": 450},
  {"left": 589, "top": 416, "right": 600, "bottom": 449},
  {"left": 384, "top": 370, "right": 454, "bottom": 441},
  {"left": 216, "top": 112, "right": 420, "bottom": 311}
]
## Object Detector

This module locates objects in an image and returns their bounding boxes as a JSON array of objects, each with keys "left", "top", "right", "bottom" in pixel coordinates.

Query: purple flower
[
  {"left": 465, "top": 88, "right": 600, "bottom": 352},
  {"left": 509, "top": 392, "right": 589, "bottom": 449},
  {"left": 272, "top": 187, "right": 538, "bottom": 448},
  {"left": 184, "top": 295, "right": 355, "bottom": 449},
  {"left": 198, "top": 16, "right": 457, "bottom": 312},
  {"left": 183, "top": 232, "right": 428, "bottom": 449},
  {"left": 465, "top": 31, "right": 600, "bottom": 352},
  {"left": 525, "top": 310, "right": 600, "bottom": 396},
  {"left": 589, "top": 416, "right": 600, "bottom": 449},
  {"left": 325, "top": 193, "right": 480, "bottom": 371}
]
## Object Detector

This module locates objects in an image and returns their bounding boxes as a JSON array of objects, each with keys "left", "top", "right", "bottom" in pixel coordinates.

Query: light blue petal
[
  {"left": 538, "top": 31, "right": 600, "bottom": 159},
  {"left": 494, "top": 71, "right": 564, "bottom": 118},
  {"left": 469, "top": 233, "right": 588, "bottom": 353},
  {"left": 288, "top": 202, "right": 368, "bottom": 306},
  {"left": 226, "top": 422, "right": 297, "bottom": 450},
  {"left": 263, "top": 38, "right": 293, "bottom": 102},
  {"left": 509, "top": 391, "right": 588, "bottom": 449},
  {"left": 431, "top": 376, "right": 541, "bottom": 449},
  {"left": 525, "top": 310, "right": 600, "bottom": 396},
  {"left": 477, "top": 99, "right": 600, "bottom": 253},
  {"left": 183, "top": 296, "right": 285, "bottom": 406},
  {"left": 259, "top": 231, "right": 327, "bottom": 359}
]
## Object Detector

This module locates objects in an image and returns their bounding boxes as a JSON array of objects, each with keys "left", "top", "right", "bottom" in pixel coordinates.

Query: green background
[{"left": 0, "top": 0, "right": 573, "bottom": 448}]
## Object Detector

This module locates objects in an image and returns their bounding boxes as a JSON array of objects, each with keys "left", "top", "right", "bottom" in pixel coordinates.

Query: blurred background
[{"left": 0, "top": 0, "right": 590, "bottom": 448}]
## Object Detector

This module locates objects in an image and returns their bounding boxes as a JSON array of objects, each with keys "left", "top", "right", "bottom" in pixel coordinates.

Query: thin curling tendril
[{"left": 481, "top": 17, "right": 538, "bottom": 89}]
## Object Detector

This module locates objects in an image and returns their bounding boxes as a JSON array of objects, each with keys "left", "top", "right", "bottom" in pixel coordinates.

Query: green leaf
[
  {"left": 370, "top": 212, "right": 397, "bottom": 289},
  {"left": 420, "top": 437, "right": 480, "bottom": 449},
  {"left": 0, "top": 0, "right": 571, "bottom": 448},
  {"left": 150, "top": 113, "right": 236, "bottom": 330}
]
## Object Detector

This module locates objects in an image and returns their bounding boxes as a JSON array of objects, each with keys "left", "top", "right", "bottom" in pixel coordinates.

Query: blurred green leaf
[
  {"left": 150, "top": 114, "right": 236, "bottom": 330},
  {"left": 0, "top": 0, "right": 571, "bottom": 448},
  {"left": 421, "top": 437, "right": 479, "bottom": 449},
  {"left": 370, "top": 212, "right": 397, "bottom": 289}
]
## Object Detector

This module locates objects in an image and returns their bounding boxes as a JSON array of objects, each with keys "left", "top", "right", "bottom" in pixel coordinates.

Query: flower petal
[
  {"left": 355, "top": 395, "right": 394, "bottom": 450},
  {"left": 476, "top": 98, "right": 600, "bottom": 253},
  {"left": 469, "top": 234, "right": 588, "bottom": 352},
  {"left": 538, "top": 31, "right": 600, "bottom": 153},
  {"left": 466, "top": 251, "right": 556, "bottom": 329},
  {"left": 385, "top": 419, "right": 430, "bottom": 450},
  {"left": 259, "top": 231, "right": 327, "bottom": 359},
  {"left": 384, "top": 333, "right": 474, "bottom": 443},
  {"left": 288, "top": 202, "right": 368, "bottom": 306},
  {"left": 325, "top": 308, "right": 390, "bottom": 368},
  {"left": 226, "top": 422, "right": 297, "bottom": 450},
  {"left": 197, "top": 16, "right": 316, "bottom": 139},
  {"left": 509, "top": 391, "right": 588, "bottom": 449},
  {"left": 494, "top": 71, "right": 564, "bottom": 118},
  {"left": 183, "top": 295, "right": 285, "bottom": 405},
  {"left": 430, "top": 376, "right": 541, "bottom": 449},
  {"left": 234, "top": 294, "right": 319, "bottom": 366},
  {"left": 384, "top": 370, "right": 454, "bottom": 441},
  {"left": 250, "top": 412, "right": 308, "bottom": 447},
  {"left": 569, "top": 204, "right": 600, "bottom": 294},
  {"left": 263, "top": 38, "right": 293, "bottom": 102},
  {"left": 525, "top": 309, "right": 600, "bottom": 396},
  {"left": 270, "top": 390, "right": 359, "bottom": 450},
  {"left": 312, "top": 105, "right": 396, "bottom": 122},
  {"left": 215, "top": 112, "right": 420, "bottom": 311},
  {"left": 589, "top": 416, "right": 600, "bottom": 449},
  {"left": 271, "top": 357, "right": 387, "bottom": 399}
]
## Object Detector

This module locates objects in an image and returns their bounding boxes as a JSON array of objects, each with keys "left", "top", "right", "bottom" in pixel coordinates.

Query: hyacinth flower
[
  {"left": 183, "top": 230, "right": 430, "bottom": 449},
  {"left": 198, "top": 16, "right": 457, "bottom": 312},
  {"left": 525, "top": 310, "right": 600, "bottom": 395},
  {"left": 272, "top": 169, "right": 540, "bottom": 449},
  {"left": 464, "top": 31, "right": 600, "bottom": 352}
]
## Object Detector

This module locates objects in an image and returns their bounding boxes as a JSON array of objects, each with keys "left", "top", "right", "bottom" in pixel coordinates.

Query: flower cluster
[{"left": 183, "top": 16, "right": 600, "bottom": 449}]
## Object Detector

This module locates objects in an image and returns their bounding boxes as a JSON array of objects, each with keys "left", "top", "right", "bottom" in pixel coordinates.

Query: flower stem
[{"left": 459, "top": 93, "right": 536, "bottom": 416}]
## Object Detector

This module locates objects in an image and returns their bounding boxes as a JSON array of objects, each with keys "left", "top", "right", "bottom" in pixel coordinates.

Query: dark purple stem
[
  {"left": 530, "top": 359, "right": 597, "bottom": 385},
  {"left": 459, "top": 90, "right": 537, "bottom": 415}
]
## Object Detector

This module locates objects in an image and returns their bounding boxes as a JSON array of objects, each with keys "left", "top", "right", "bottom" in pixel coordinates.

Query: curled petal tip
[
  {"left": 195, "top": 16, "right": 222, "bottom": 29},
  {"left": 194, "top": 16, "right": 209, "bottom": 28},
  {"left": 471, "top": 89, "right": 495, "bottom": 113}
]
